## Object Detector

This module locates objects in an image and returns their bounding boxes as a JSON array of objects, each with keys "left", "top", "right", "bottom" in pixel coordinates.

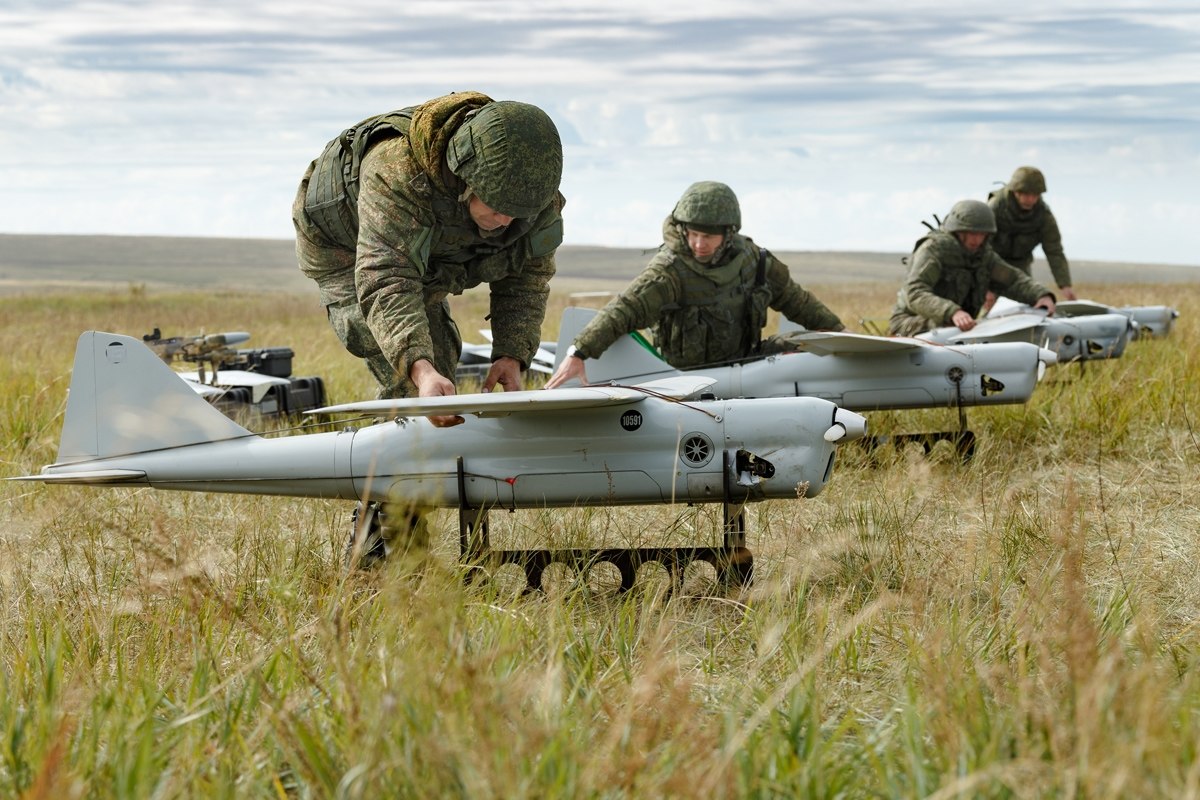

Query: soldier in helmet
[
  {"left": 546, "top": 180, "right": 843, "bottom": 388},
  {"left": 987, "top": 166, "right": 1077, "bottom": 301},
  {"left": 292, "top": 91, "right": 564, "bottom": 566},
  {"left": 888, "top": 199, "right": 1056, "bottom": 337}
]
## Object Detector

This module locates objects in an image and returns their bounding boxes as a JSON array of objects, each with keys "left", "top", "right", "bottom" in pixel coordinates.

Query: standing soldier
[
  {"left": 888, "top": 199, "right": 1056, "bottom": 336},
  {"left": 546, "top": 181, "right": 843, "bottom": 388},
  {"left": 293, "top": 91, "right": 564, "bottom": 566},
  {"left": 988, "top": 166, "right": 1077, "bottom": 301}
]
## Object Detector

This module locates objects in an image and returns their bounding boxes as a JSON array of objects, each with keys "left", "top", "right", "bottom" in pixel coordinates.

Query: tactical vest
[
  {"left": 988, "top": 189, "right": 1045, "bottom": 268},
  {"left": 653, "top": 244, "right": 772, "bottom": 367},
  {"left": 304, "top": 109, "right": 416, "bottom": 249},
  {"left": 917, "top": 232, "right": 994, "bottom": 317}
]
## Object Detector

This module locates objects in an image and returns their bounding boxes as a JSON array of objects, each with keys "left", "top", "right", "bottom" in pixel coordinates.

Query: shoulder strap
[
  {"left": 302, "top": 109, "right": 416, "bottom": 246},
  {"left": 343, "top": 109, "right": 415, "bottom": 190},
  {"left": 746, "top": 246, "right": 772, "bottom": 353}
]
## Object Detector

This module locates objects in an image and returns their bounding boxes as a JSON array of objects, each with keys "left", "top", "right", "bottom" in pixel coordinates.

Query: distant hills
[{"left": 1, "top": 233, "right": 1196, "bottom": 295}]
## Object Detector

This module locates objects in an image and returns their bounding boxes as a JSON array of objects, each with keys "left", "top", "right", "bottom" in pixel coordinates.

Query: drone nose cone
[
  {"left": 824, "top": 408, "right": 868, "bottom": 443},
  {"left": 1038, "top": 347, "right": 1059, "bottom": 367}
]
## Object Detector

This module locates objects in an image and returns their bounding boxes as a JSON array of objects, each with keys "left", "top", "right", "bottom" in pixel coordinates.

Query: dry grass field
[
  {"left": 1, "top": 234, "right": 1199, "bottom": 797},
  {"left": 4, "top": 232, "right": 1199, "bottom": 295}
]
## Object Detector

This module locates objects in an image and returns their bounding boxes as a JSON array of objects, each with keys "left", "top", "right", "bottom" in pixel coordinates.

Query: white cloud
[{"left": 0, "top": 1, "right": 1198, "bottom": 264}]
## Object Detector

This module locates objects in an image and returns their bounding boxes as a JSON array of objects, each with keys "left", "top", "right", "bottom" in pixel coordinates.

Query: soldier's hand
[
  {"left": 951, "top": 310, "right": 976, "bottom": 331},
  {"left": 410, "top": 359, "right": 464, "bottom": 427},
  {"left": 1033, "top": 294, "right": 1057, "bottom": 316},
  {"left": 483, "top": 356, "right": 523, "bottom": 393},
  {"left": 545, "top": 354, "right": 588, "bottom": 389},
  {"left": 1059, "top": 286, "right": 1077, "bottom": 301},
  {"left": 981, "top": 291, "right": 997, "bottom": 314}
]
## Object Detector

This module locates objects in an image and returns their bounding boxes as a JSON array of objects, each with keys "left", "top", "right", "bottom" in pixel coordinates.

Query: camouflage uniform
[
  {"left": 293, "top": 92, "right": 563, "bottom": 568},
  {"left": 573, "top": 186, "right": 843, "bottom": 368},
  {"left": 987, "top": 166, "right": 1072, "bottom": 289},
  {"left": 293, "top": 91, "right": 565, "bottom": 398},
  {"left": 888, "top": 230, "right": 1053, "bottom": 336}
]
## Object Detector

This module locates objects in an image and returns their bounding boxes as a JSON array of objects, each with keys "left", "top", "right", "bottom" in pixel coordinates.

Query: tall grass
[{"left": 2, "top": 281, "right": 1199, "bottom": 797}]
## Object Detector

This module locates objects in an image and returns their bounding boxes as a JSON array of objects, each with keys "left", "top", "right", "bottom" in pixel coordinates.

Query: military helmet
[
  {"left": 942, "top": 199, "right": 997, "bottom": 234},
  {"left": 447, "top": 101, "right": 562, "bottom": 219},
  {"left": 672, "top": 181, "right": 741, "bottom": 234},
  {"left": 1008, "top": 165, "right": 1047, "bottom": 194}
]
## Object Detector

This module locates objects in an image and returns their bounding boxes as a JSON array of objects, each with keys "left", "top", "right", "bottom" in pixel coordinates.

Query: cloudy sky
[{"left": 2, "top": 0, "right": 1198, "bottom": 265}]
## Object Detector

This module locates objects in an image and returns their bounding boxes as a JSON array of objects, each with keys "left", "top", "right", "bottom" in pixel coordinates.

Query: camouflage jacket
[
  {"left": 309, "top": 92, "right": 564, "bottom": 379},
  {"left": 574, "top": 218, "right": 843, "bottom": 368},
  {"left": 988, "top": 187, "right": 1071, "bottom": 288},
  {"left": 889, "top": 231, "right": 1052, "bottom": 332}
]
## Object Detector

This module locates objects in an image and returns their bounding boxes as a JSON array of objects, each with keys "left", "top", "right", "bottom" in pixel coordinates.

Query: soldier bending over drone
[
  {"left": 546, "top": 180, "right": 843, "bottom": 388},
  {"left": 293, "top": 91, "right": 565, "bottom": 567},
  {"left": 888, "top": 199, "right": 1056, "bottom": 337}
]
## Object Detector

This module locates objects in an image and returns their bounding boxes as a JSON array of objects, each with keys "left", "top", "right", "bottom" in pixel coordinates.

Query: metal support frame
[
  {"left": 455, "top": 454, "right": 754, "bottom": 593},
  {"left": 860, "top": 366, "right": 978, "bottom": 463}
]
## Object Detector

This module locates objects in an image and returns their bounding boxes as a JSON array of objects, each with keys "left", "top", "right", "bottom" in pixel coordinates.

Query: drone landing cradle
[
  {"left": 859, "top": 363, "right": 980, "bottom": 463},
  {"left": 454, "top": 453, "right": 755, "bottom": 593}
]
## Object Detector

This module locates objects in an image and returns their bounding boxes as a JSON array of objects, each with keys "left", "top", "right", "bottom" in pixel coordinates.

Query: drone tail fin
[
  {"left": 55, "top": 331, "right": 253, "bottom": 464},
  {"left": 555, "top": 307, "right": 680, "bottom": 384}
]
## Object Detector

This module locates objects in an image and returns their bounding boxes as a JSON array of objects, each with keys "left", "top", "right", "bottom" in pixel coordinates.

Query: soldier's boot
[
  {"left": 345, "top": 501, "right": 432, "bottom": 570},
  {"left": 345, "top": 501, "right": 388, "bottom": 570}
]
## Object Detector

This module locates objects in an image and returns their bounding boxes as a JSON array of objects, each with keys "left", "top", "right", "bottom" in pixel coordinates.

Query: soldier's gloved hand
[
  {"left": 951, "top": 309, "right": 976, "bottom": 331},
  {"left": 483, "top": 356, "right": 524, "bottom": 393},
  {"left": 410, "top": 359, "right": 464, "bottom": 428},
  {"left": 1033, "top": 294, "right": 1057, "bottom": 316}
]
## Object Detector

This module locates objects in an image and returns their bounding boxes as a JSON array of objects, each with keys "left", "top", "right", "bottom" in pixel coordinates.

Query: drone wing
[
  {"left": 951, "top": 313, "right": 1046, "bottom": 340},
  {"left": 308, "top": 376, "right": 717, "bottom": 417},
  {"left": 775, "top": 331, "right": 931, "bottom": 356}
]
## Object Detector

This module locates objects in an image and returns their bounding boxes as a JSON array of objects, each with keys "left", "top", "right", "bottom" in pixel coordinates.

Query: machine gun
[
  {"left": 143, "top": 327, "right": 251, "bottom": 383},
  {"left": 142, "top": 327, "right": 326, "bottom": 417}
]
